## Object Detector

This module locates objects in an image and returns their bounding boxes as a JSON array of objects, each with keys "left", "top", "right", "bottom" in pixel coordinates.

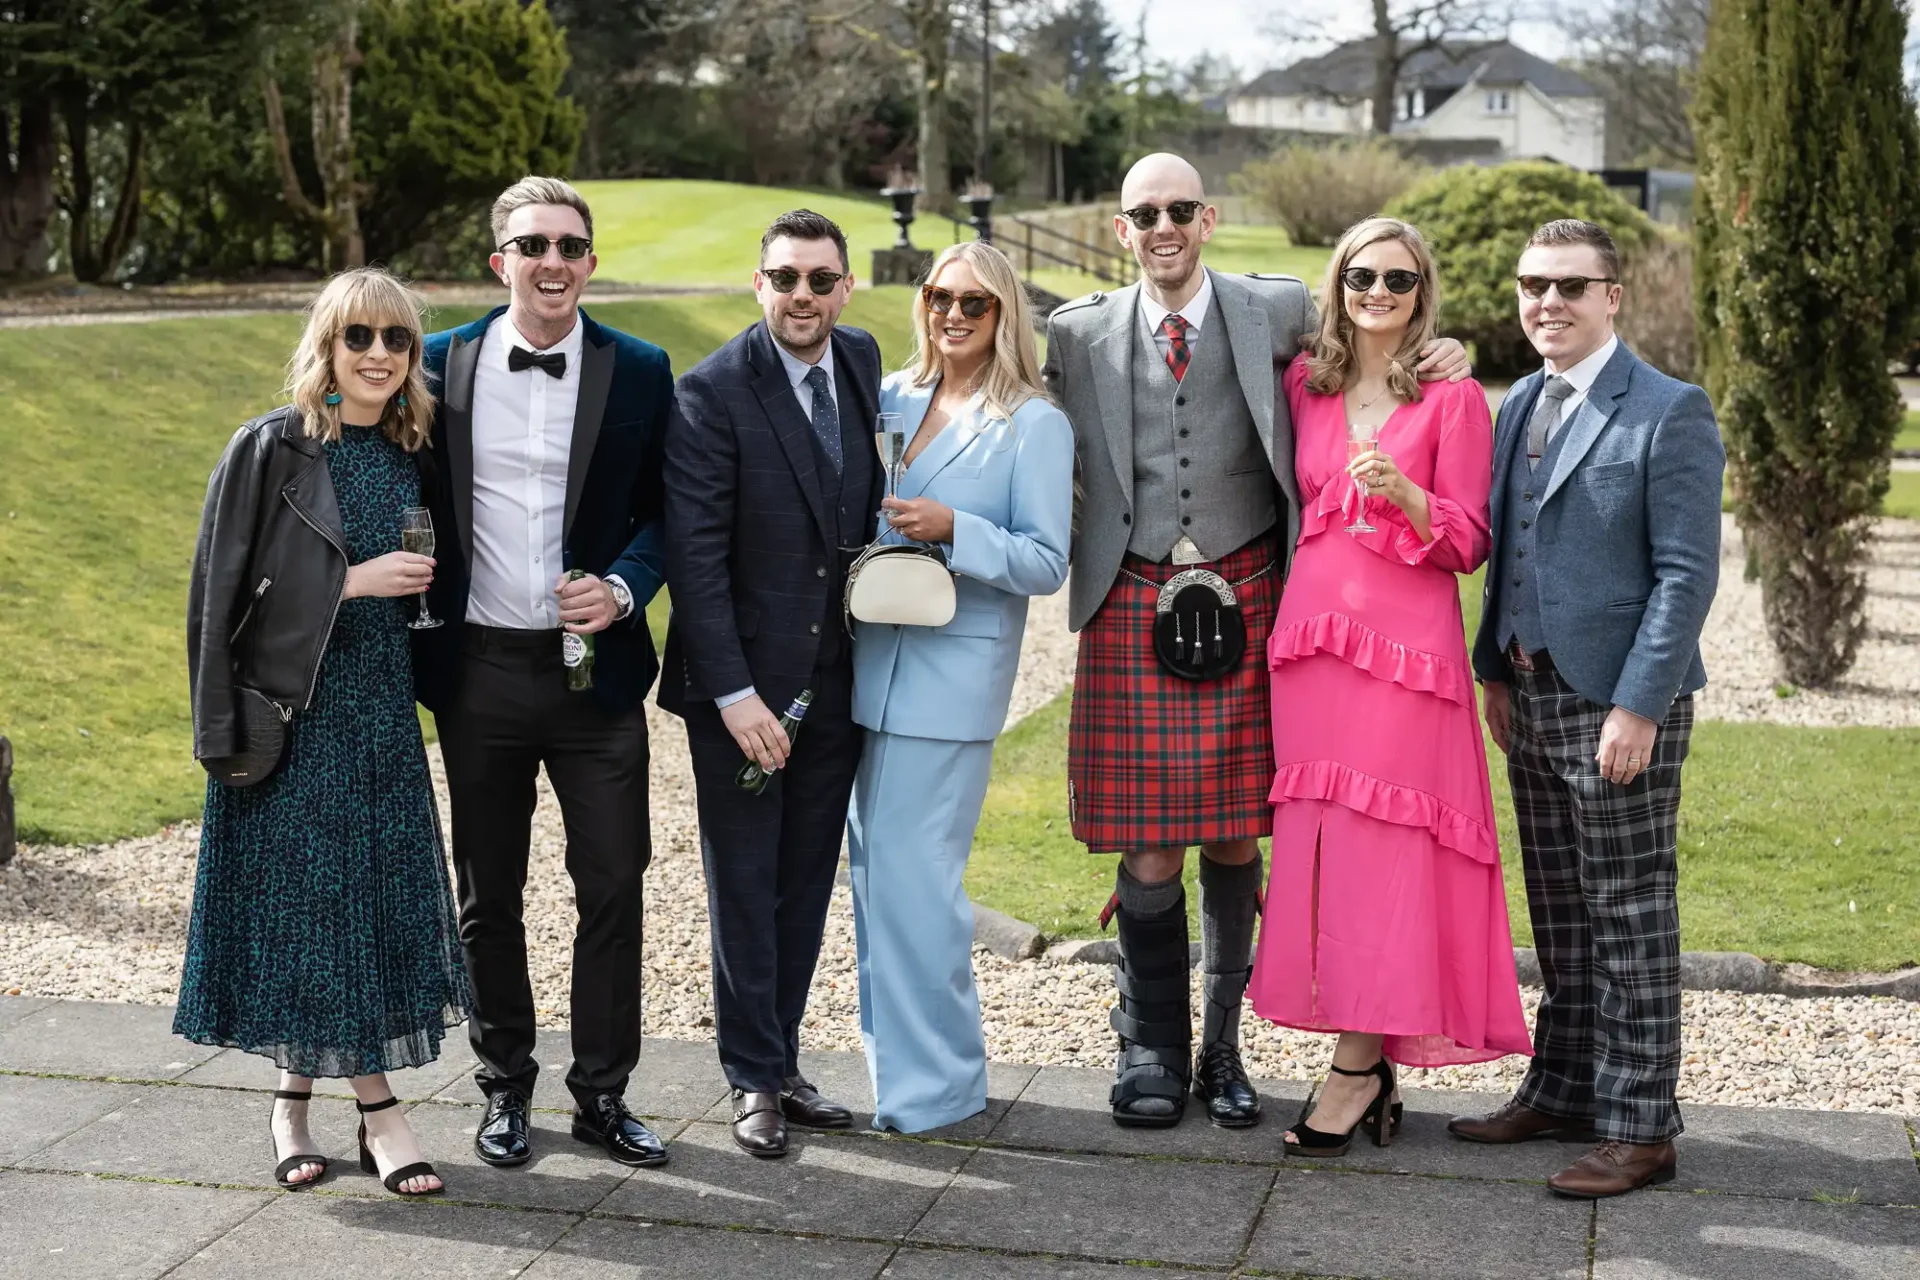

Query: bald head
[{"left": 1120, "top": 153, "right": 1205, "bottom": 208}]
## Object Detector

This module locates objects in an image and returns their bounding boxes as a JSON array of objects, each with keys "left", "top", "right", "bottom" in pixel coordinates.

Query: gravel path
[{"left": 5, "top": 530, "right": 1917, "bottom": 1116}]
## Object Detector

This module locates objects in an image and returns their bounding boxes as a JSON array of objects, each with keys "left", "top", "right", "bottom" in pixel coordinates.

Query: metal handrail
[{"left": 933, "top": 209, "right": 1135, "bottom": 289}]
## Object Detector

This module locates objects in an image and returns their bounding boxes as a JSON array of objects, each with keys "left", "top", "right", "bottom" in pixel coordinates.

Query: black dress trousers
[
  {"left": 437, "top": 624, "right": 651, "bottom": 1107},
  {"left": 684, "top": 654, "right": 860, "bottom": 1093}
]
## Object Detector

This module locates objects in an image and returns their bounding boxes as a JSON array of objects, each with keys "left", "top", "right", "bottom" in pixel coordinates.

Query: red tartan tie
[{"left": 1160, "top": 314, "right": 1191, "bottom": 382}]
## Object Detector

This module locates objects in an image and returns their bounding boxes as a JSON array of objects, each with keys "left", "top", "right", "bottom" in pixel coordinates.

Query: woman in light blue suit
[{"left": 848, "top": 241, "right": 1074, "bottom": 1133}]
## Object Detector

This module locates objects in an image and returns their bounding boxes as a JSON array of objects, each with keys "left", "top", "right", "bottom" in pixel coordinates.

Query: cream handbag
[{"left": 844, "top": 542, "right": 957, "bottom": 628}]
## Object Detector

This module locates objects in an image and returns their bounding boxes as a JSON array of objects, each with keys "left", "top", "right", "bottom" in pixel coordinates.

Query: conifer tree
[{"left": 1693, "top": 0, "right": 1920, "bottom": 686}]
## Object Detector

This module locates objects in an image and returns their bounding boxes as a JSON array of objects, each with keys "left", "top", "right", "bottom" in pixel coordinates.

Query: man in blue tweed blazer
[
  {"left": 414, "top": 177, "right": 673, "bottom": 1175},
  {"left": 1454, "top": 219, "right": 1725, "bottom": 1199}
]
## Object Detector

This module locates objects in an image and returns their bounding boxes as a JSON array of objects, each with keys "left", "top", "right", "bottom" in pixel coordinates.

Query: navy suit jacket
[
  {"left": 1471, "top": 341, "right": 1724, "bottom": 722},
  {"left": 657, "top": 321, "right": 883, "bottom": 720},
  {"left": 412, "top": 306, "right": 672, "bottom": 715}
]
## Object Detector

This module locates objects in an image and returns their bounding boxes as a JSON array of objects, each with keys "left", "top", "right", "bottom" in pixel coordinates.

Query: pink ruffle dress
[{"left": 1247, "top": 360, "right": 1532, "bottom": 1067}]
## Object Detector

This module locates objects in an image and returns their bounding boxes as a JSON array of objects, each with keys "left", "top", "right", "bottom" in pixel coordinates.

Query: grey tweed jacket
[{"left": 1043, "top": 269, "right": 1313, "bottom": 631}]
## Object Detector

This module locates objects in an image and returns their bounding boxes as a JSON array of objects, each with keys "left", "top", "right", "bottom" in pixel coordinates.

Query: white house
[{"left": 1227, "top": 39, "right": 1606, "bottom": 170}]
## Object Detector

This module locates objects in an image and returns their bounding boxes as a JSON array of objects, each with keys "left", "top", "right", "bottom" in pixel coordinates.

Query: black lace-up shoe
[
  {"left": 571, "top": 1093, "right": 669, "bottom": 1168},
  {"left": 475, "top": 1089, "right": 531, "bottom": 1167},
  {"left": 1193, "top": 1041, "right": 1262, "bottom": 1128}
]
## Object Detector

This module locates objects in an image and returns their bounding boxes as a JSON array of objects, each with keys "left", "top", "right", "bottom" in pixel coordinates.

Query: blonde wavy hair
[
  {"left": 285, "top": 267, "right": 435, "bottom": 451},
  {"left": 905, "top": 241, "right": 1050, "bottom": 421},
  {"left": 1304, "top": 217, "right": 1440, "bottom": 405}
]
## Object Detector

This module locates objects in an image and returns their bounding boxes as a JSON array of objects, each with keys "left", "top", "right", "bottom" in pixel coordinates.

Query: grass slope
[{"left": 0, "top": 289, "right": 921, "bottom": 845}]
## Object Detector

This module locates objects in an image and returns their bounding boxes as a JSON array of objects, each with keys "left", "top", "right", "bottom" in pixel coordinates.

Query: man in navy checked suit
[{"left": 659, "top": 210, "right": 881, "bottom": 1158}]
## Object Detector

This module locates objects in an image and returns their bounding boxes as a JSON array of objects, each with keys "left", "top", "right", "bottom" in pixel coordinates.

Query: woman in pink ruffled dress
[{"left": 1249, "top": 217, "right": 1532, "bottom": 1158}]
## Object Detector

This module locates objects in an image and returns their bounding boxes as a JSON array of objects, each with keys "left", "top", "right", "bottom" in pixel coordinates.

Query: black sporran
[{"left": 1150, "top": 569, "right": 1248, "bottom": 681}]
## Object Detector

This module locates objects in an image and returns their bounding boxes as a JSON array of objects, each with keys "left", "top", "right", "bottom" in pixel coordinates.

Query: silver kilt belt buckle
[{"left": 1151, "top": 568, "right": 1247, "bottom": 682}]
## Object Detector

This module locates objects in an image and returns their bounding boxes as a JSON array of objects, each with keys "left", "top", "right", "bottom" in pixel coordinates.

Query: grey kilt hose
[{"left": 1506, "top": 666, "right": 1694, "bottom": 1144}]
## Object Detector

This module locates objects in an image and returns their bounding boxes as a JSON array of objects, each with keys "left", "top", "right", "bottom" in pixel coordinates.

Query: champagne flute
[
  {"left": 399, "top": 506, "right": 443, "bottom": 630},
  {"left": 1345, "top": 424, "right": 1379, "bottom": 535},
  {"left": 874, "top": 411, "right": 907, "bottom": 532}
]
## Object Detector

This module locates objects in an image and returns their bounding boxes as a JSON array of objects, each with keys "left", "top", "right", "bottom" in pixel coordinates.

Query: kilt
[{"left": 1068, "top": 537, "right": 1281, "bottom": 852}]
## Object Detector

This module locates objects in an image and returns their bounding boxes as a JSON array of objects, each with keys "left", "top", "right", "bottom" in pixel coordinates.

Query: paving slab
[
  {"left": 0, "top": 1000, "right": 220, "bottom": 1081},
  {"left": 1326, "top": 1085, "right": 1601, "bottom": 1184},
  {"left": 178, "top": 1033, "right": 479, "bottom": 1103},
  {"left": 597, "top": 1119, "right": 970, "bottom": 1238},
  {"left": 390, "top": 1099, "right": 687, "bottom": 1211},
  {"left": 0, "top": 1075, "right": 145, "bottom": 1167},
  {"left": 429, "top": 1031, "right": 729, "bottom": 1122},
  {"left": 697, "top": 1050, "right": 1038, "bottom": 1142},
  {"left": 987, "top": 1063, "right": 1308, "bottom": 1160},
  {"left": 24, "top": 1082, "right": 361, "bottom": 1186},
  {"left": 521, "top": 1217, "right": 894, "bottom": 1278},
  {"left": 909, "top": 1145, "right": 1273, "bottom": 1268},
  {"left": 1594, "top": 1191, "right": 1920, "bottom": 1279},
  {"left": 879, "top": 1248, "right": 1218, "bottom": 1278},
  {"left": 165, "top": 1192, "right": 576, "bottom": 1279},
  {"left": 1248, "top": 1166, "right": 1590, "bottom": 1280},
  {"left": 1672, "top": 1104, "right": 1920, "bottom": 1205},
  {"left": 0, "top": 995, "right": 53, "bottom": 1030},
  {"left": 0, "top": 1169, "right": 273, "bottom": 1280}
]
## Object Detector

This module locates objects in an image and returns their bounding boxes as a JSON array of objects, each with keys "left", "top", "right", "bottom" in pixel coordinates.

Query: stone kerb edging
[{"left": 1010, "top": 934, "right": 1920, "bottom": 1000}]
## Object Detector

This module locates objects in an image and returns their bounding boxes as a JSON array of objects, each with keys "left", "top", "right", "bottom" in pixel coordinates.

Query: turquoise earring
[
  {"left": 396, "top": 393, "right": 408, "bottom": 408},
  {"left": 324, "top": 391, "right": 342, "bottom": 406}
]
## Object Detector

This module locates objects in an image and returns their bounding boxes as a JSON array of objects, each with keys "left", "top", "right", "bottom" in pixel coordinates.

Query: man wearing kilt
[
  {"left": 1042, "top": 153, "right": 1468, "bottom": 1129},
  {"left": 1456, "top": 220, "right": 1723, "bottom": 1198}
]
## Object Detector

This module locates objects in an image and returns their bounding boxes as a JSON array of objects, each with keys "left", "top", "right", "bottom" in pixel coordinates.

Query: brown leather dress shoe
[
  {"left": 732, "top": 1090, "right": 788, "bottom": 1158},
  {"left": 1447, "top": 1098, "right": 1598, "bottom": 1145},
  {"left": 779, "top": 1076, "right": 854, "bottom": 1129},
  {"left": 1548, "top": 1140, "right": 1677, "bottom": 1199}
]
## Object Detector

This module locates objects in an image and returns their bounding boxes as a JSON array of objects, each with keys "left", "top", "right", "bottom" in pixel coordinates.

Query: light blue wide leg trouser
[{"left": 847, "top": 729, "right": 994, "bottom": 1134}]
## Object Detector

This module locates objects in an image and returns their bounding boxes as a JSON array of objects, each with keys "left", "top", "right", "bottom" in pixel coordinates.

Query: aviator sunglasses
[
  {"left": 496, "top": 233, "right": 593, "bottom": 260},
  {"left": 342, "top": 323, "right": 416, "bottom": 353},
  {"left": 762, "top": 266, "right": 847, "bottom": 295},
  {"left": 1517, "top": 274, "right": 1618, "bottom": 300},
  {"left": 1341, "top": 267, "right": 1422, "bottom": 295},
  {"left": 921, "top": 285, "right": 996, "bottom": 320},
  {"left": 1119, "top": 199, "right": 1204, "bottom": 231}
]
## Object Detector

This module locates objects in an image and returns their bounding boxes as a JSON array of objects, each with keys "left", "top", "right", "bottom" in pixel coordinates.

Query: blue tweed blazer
[{"left": 1470, "top": 341, "right": 1725, "bottom": 722}]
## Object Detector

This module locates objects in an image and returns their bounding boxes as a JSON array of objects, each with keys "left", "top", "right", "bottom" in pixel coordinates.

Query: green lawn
[
  {"left": 1885, "top": 468, "right": 1920, "bottom": 520},
  {"left": 1897, "top": 408, "right": 1919, "bottom": 453},
  {"left": 1024, "top": 223, "right": 1332, "bottom": 303},
  {"left": 965, "top": 689, "right": 1920, "bottom": 971},
  {"left": 576, "top": 179, "right": 960, "bottom": 289},
  {"left": 0, "top": 288, "right": 921, "bottom": 846}
]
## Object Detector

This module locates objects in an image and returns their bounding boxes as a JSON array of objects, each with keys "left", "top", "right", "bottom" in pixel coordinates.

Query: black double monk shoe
[{"left": 732, "top": 1076, "right": 854, "bottom": 1158}]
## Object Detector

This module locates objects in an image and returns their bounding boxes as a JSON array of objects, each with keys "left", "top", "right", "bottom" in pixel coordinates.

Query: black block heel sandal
[
  {"left": 269, "top": 1089, "right": 333, "bottom": 1189},
  {"left": 356, "top": 1096, "right": 443, "bottom": 1197},
  {"left": 1285, "top": 1059, "right": 1396, "bottom": 1159}
]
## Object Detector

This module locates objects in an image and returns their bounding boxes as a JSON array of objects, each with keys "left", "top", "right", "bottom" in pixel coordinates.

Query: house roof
[{"left": 1235, "top": 38, "right": 1598, "bottom": 102}]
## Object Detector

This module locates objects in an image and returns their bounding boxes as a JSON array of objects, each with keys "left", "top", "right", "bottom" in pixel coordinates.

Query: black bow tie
[{"left": 509, "top": 346, "right": 566, "bottom": 379}]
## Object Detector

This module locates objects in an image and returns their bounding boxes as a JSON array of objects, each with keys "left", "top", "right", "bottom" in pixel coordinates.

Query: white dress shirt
[
  {"left": 716, "top": 327, "right": 839, "bottom": 710},
  {"left": 1138, "top": 269, "right": 1215, "bottom": 359},
  {"left": 468, "top": 313, "right": 629, "bottom": 630},
  {"left": 1541, "top": 334, "right": 1619, "bottom": 444}
]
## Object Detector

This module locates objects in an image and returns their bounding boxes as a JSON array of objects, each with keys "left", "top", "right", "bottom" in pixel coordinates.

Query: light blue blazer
[{"left": 851, "top": 371, "right": 1075, "bottom": 743}]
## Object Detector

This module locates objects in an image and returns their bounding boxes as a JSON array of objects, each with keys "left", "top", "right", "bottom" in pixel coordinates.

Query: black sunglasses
[
  {"left": 496, "top": 233, "right": 592, "bottom": 260},
  {"left": 342, "top": 323, "right": 416, "bottom": 354},
  {"left": 921, "top": 286, "right": 996, "bottom": 320},
  {"left": 1517, "top": 274, "right": 1617, "bottom": 300},
  {"left": 1341, "top": 267, "right": 1422, "bottom": 296},
  {"left": 763, "top": 266, "right": 847, "bottom": 295},
  {"left": 1120, "top": 200, "right": 1204, "bottom": 231}
]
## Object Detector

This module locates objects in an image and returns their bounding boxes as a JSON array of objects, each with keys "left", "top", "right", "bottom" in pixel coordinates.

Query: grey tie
[
  {"left": 804, "top": 365, "right": 842, "bottom": 473},
  {"left": 1526, "top": 375, "right": 1576, "bottom": 472}
]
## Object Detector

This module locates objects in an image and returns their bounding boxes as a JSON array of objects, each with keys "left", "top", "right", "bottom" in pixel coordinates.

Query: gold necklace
[{"left": 1353, "top": 380, "right": 1392, "bottom": 412}]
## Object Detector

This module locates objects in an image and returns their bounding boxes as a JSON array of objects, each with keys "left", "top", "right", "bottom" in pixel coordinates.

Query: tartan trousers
[{"left": 1506, "top": 666, "right": 1693, "bottom": 1144}]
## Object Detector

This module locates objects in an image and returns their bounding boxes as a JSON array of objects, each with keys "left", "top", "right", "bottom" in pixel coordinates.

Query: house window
[
  {"left": 1397, "top": 89, "right": 1425, "bottom": 121},
  {"left": 1313, "top": 98, "right": 1328, "bottom": 119},
  {"left": 1485, "top": 89, "right": 1513, "bottom": 115}
]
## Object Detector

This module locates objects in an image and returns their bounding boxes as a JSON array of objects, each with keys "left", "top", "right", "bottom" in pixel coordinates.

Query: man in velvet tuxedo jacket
[
  {"left": 659, "top": 210, "right": 881, "bottom": 1158},
  {"left": 414, "top": 177, "right": 672, "bottom": 1173}
]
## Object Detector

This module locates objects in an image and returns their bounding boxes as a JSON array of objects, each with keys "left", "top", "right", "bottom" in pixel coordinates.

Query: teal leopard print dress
[{"left": 175, "top": 424, "right": 472, "bottom": 1077}]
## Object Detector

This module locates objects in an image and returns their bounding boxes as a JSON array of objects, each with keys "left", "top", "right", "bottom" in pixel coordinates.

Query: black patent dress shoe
[
  {"left": 780, "top": 1076, "right": 854, "bottom": 1129},
  {"left": 1192, "top": 1041, "right": 1263, "bottom": 1128},
  {"left": 475, "top": 1089, "right": 531, "bottom": 1167},
  {"left": 571, "top": 1094, "right": 669, "bottom": 1168},
  {"left": 733, "top": 1089, "right": 789, "bottom": 1158}
]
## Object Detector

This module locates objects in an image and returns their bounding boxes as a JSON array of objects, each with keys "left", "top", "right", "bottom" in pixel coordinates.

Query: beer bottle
[{"left": 562, "top": 570, "right": 595, "bottom": 692}]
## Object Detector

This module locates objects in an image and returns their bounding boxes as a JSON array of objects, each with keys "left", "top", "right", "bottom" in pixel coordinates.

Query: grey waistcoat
[
  {"left": 1127, "top": 316, "right": 1274, "bottom": 560},
  {"left": 1493, "top": 406, "right": 1576, "bottom": 655}
]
